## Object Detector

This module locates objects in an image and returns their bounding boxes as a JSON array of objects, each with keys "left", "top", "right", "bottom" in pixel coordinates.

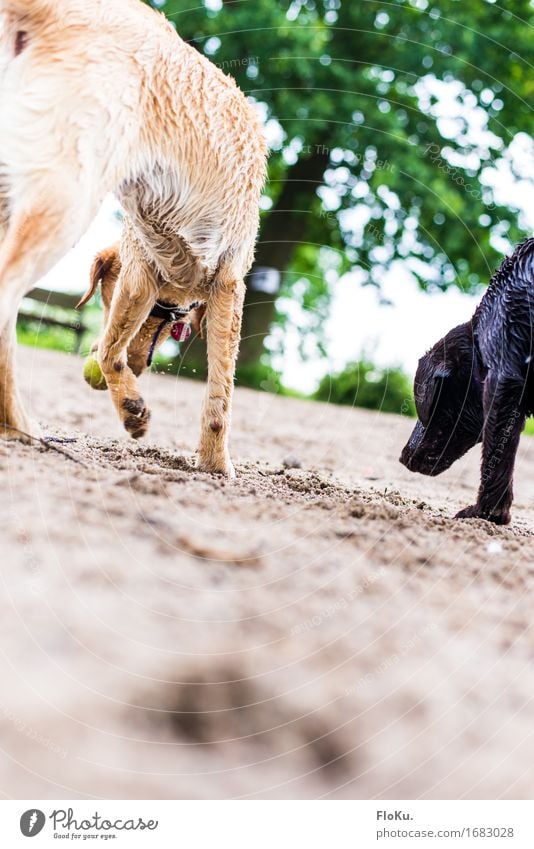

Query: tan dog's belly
[{"left": 118, "top": 171, "right": 221, "bottom": 292}]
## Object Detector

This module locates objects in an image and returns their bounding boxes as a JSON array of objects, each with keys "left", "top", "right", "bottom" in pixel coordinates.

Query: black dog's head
[{"left": 400, "top": 322, "right": 484, "bottom": 476}]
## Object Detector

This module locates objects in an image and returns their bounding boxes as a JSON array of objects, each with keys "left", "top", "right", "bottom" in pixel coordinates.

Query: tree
[
  {"left": 147, "top": 0, "right": 533, "bottom": 369},
  {"left": 314, "top": 359, "right": 415, "bottom": 415}
]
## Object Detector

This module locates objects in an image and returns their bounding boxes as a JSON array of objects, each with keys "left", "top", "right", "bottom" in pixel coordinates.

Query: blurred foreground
[{"left": 2, "top": 348, "right": 534, "bottom": 798}]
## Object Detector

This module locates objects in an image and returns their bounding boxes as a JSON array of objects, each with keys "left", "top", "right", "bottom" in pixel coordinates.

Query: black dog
[{"left": 400, "top": 238, "right": 534, "bottom": 525}]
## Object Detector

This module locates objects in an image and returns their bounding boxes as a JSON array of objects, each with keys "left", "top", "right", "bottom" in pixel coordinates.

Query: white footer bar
[{"left": 2, "top": 800, "right": 533, "bottom": 847}]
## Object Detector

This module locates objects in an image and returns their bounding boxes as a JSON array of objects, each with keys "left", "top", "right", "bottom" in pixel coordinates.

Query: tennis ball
[{"left": 83, "top": 355, "right": 108, "bottom": 390}]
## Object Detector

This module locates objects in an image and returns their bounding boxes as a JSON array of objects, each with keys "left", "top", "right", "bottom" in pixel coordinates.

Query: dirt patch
[{"left": 2, "top": 347, "right": 534, "bottom": 799}]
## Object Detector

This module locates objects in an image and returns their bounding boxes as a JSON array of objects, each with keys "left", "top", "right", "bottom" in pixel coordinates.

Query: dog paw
[
  {"left": 455, "top": 504, "right": 511, "bottom": 525},
  {"left": 197, "top": 452, "right": 236, "bottom": 478},
  {"left": 122, "top": 397, "right": 151, "bottom": 439}
]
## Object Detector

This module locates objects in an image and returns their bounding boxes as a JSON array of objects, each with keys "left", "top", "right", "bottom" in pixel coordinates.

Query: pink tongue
[{"left": 171, "top": 321, "right": 192, "bottom": 343}]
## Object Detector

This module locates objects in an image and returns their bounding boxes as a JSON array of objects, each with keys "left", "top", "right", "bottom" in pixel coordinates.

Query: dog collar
[
  {"left": 146, "top": 301, "right": 198, "bottom": 367},
  {"left": 150, "top": 301, "right": 200, "bottom": 322}
]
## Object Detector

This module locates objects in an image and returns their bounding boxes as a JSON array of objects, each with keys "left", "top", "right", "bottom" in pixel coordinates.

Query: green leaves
[
  {"left": 314, "top": 359, "right": 416, "bottom": 416},
  {"left": 146, "top": 0, "right": 533, "bottom": 349}
]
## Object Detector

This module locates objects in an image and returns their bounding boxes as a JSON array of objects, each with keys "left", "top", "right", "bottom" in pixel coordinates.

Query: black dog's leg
[{"left": 456, "top": 374, "right": 525, "bottom": 525}]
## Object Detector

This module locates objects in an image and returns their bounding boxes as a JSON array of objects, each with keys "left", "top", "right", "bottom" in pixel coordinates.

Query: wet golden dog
[{"left": 0, "top": 0, "right": 267, "bottom": 475}]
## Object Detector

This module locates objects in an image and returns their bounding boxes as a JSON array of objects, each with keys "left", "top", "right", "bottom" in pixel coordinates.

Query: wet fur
[
  {"left": 0, "top": 0, "right": 267, "bottom": 474},
  {"left": 400, "top": 238, "right": 534, "bottom": 524}
]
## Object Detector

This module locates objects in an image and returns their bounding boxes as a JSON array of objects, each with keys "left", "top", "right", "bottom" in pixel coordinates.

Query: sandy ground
[{"left": 2, "top": 347, "right": 534, "bottom": 800}]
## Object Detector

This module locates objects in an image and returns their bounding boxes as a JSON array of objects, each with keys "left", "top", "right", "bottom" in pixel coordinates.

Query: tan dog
[{"left": 0, "top": 0, "right": 267, "bottom": 475}]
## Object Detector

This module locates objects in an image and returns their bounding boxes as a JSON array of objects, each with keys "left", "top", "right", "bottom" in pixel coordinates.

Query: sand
[{"left": 1, "top": 347, "right": 534, "bottom": 800}]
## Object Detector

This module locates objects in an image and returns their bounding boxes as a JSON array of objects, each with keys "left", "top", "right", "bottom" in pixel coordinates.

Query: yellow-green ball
[{"left": 83, "top": 356, "right": 108, "bottom": 390}]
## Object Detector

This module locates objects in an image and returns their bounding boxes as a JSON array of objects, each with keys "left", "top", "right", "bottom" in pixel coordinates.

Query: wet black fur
[{"left": 400, "top": 238, "right": 534, "bottom": 525}]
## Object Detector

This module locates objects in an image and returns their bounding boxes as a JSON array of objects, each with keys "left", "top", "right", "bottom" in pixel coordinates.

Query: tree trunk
[{"left": 239, "top": 149, "right": 330, "bottom": 366}]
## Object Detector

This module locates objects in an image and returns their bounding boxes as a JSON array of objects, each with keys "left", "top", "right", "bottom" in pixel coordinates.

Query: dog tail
[{"left": 76, "top": 246, "right": 120, "bottom": 310}]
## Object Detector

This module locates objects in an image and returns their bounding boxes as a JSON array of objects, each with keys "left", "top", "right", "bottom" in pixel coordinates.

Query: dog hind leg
[
  {"left": 0, "top": 199, "right": 100, "bottom": 441},
  {"left": 197, "top": 271, "right": 245, "bottom": 477},
  {"left": 0, "top": 314, "right": 38, "bottom": 441},
  {"left": 0, "top": 202, "right": 31, "bottom": 440}
]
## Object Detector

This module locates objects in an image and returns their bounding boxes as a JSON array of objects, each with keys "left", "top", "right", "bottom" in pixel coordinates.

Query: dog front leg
[
  {"left": 197, "top": 276, "right": 245, "bottom": 477},
  {"left": 456, "top": 374, "right": 525, "bottom": 524},
  {"left": 98, "top": 274, "right": 155, "bottom": 439}
]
